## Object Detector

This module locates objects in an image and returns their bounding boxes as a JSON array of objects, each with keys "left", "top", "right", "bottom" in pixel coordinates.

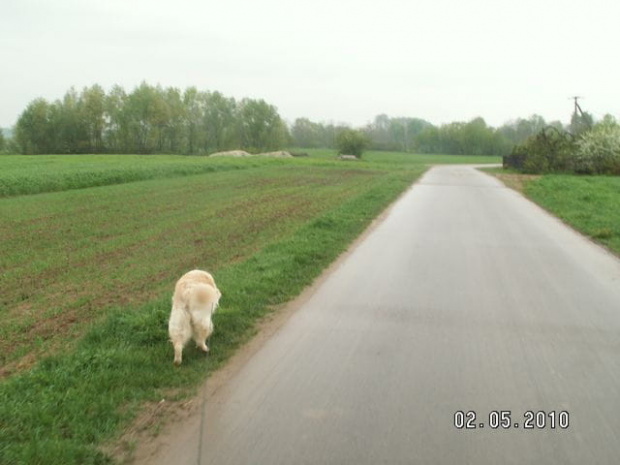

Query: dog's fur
[{"left": 168, "top": 270, "right": 221, "bottom": 365}]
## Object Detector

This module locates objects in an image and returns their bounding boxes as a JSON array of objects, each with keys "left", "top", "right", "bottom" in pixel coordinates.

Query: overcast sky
[{"left": 2, "top": 0, "right": 619, "bottom": 129}]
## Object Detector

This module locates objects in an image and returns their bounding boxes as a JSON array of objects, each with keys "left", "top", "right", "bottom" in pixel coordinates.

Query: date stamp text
[{"left": 454, "top": 410, "right": 569, "bottom": 430}]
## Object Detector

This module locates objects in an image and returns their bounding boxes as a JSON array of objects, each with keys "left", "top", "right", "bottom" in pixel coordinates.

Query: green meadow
[
  {"left": 0, "top": 151, "right": 499, "bottom": 464},
  {"left": 524, "top": 175, "right": 620, "bottom": 255}
]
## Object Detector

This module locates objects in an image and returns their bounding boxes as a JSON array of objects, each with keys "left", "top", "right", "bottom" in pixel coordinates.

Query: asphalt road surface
[{"left": 149, "top": 165, "right": 620, "bottom": 465}]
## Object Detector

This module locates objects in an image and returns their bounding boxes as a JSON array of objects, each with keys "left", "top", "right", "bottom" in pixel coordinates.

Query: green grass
[
  {"left": 524, "top": 175, "right": 620, "bottom": 254},
  {"left": 0, "top": 164, "right": 395, "bottom": 368},
  {"left": 0, "top": 151, "right": 500, "bottom": 199},
  {"left": 0, "top": 150, "right": 498, "bottom": 464},
  {"left": 298, "top": 147, "right": 502, "bottom": 165},
  {"left": 0, "top": 154, "right": 293, "bottom": 197}
]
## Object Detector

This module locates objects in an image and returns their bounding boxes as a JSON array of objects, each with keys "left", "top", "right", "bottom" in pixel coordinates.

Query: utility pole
[
  {"left": 570, "top": 96, "right": 584, "bottom": 117},
  {"left": 569, "top": 95, "right": 592, "bottom": 134}
]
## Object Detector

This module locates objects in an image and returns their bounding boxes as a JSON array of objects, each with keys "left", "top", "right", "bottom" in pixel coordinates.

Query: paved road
[{"left": 150, "top": 165, "right": 620, "bottom": 464}]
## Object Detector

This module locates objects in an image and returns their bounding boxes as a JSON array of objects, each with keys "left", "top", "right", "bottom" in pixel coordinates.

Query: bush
[
  {"left": 335, "top": 129, "right": 369, "bottom": 158},
  {"left": 504, "top": 127, "right": 575, "bottom": 174},
  {"left": 573, "top": 121, "right": 620, "bottom": 175}
]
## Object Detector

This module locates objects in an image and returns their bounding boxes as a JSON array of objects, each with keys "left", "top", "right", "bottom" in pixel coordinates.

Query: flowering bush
[{"left": 574, "top": 120, "right": 620, "bottom": 174}]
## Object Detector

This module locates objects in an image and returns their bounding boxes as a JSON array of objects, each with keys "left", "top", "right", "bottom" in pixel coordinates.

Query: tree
[
  {"left": 570, "top": 110, "right": 594, "bottom": 136},
  {"left": 0, "top": 129, "right": 5, "bottom": 152},
  {"left": 203, "top": 91, "right": 237, "bottom": 153},
  {"left": 237, "top": 99, "right": 288, "bottom": 153},
  {"left": 362, "top": 115, "right": 434, "bottom": 152},
  {"left": 366, "top": 114, "right": 391, "bottom": 150},
  {"left": 104, "top": 85, "right": 129, "bottom": 153},
  {"left": 80, "top": 84, "right": 106, "bottom": 152},
  {"left": 291, "top": 117, "right": 322, "bottom": 148},
  {"left": 160, "top": 87, "right": 185, "bottom": 153},
  {"left": 498, "top": 115, "right": 547, "bottom": 145},
  {"left": 15, "top": 98, "right": 54, "bottom": 154},
  {"left": 57, "top": 87, "right": 88, "bottom": 153},
  {"left": 290, "top": 119, "right": 348, "bottom": 149},
  {"left": 459, "top": 117, "right": 510, "bottom": 155},
  {"left": 123, "top": 82, "right": 162, "bottom": 153},
  {"left": 411, "top": 117, "right": 511, "bottom": 156},
  {"left": 336, "top": 128, "right": 368, "bottom": 158},
  {"left": 574, "top": 117, "right": 620, "bottom": 174},
  {"left": 387, "top": 117, "right": 432, "bottom": 152},
  {"left": 414, "top": 126, "right": 440, "bottom": 153},
  {"left": 182, "top": 87, "right": 203, "bottom": 154}
]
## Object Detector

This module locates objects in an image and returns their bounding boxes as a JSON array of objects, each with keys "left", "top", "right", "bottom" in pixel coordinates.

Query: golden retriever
[{"left": 168, "top": 270, "right": 222, "bottom": 365}]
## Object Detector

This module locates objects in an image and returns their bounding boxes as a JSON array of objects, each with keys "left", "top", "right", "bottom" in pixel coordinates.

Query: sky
[{"left": 2, "top": 0, "right": 620, "bottom": 129}]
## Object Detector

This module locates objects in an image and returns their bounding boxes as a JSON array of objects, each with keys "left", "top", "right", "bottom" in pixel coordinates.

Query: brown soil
[{"left": 490, "top": 172, "right": 541, "bottom": 193}]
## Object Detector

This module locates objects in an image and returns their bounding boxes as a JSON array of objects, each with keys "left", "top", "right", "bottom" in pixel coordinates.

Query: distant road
[{"left": 148, "top": 165, "right": 620, "bottom": 464}]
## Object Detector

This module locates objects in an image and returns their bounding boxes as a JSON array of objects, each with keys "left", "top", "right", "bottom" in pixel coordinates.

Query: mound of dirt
[{"left": 209, "top": 150, "right": 253, "bottom": 158}]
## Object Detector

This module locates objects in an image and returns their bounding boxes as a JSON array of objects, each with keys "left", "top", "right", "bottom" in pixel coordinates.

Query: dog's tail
[{"left": 189, "top": 283, "right": 220, "bottom": 313}]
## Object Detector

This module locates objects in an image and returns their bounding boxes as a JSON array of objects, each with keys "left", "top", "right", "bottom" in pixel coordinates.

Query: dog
[{"left": 168, "top": 270, "right": 222, "bottom": 365}]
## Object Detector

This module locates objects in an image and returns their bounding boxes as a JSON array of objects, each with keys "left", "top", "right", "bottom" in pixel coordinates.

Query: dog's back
[{"left": 173, "top": 269, "right": 219, "bottom": 309}]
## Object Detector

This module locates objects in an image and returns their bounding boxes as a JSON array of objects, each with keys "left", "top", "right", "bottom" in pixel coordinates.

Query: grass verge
[{"left": 524, "top": 175, "right": 620, "bottom": 255}]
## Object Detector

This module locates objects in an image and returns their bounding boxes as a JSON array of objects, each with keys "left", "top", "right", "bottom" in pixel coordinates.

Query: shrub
[
  {"left": 574, "top": 121, "right": 620, "bottom": 175},
  {"left": 335, "top": 129, "right": 369, "bottom": 158},
  {"left": 504, "top": 127, "right": 575, "bottom": 174}
]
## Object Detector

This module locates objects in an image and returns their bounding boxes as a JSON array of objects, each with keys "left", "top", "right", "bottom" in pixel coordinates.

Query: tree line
[
  {"left": 7, "top": 82, "right": 590, "bottom": 157},
  {"left": 291, "top": 113, "right": 566, "bottom": 156},
  {"left": 13, "top": 83, "right": 289, "bottom": 155}
]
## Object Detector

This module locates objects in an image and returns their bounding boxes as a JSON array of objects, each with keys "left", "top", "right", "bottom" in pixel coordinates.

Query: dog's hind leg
[
  {"left": 169, "top": 307, "right": 192, "bottom": 365},
  {"left": 192, "top": 318, "right": 214, "bottom": 354}
]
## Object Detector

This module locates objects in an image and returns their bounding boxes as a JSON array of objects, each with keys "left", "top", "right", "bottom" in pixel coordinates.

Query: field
[
  {"left": 486, "top": 168, "right": 620, "bottom": 256},
  {"left": 0, "top": 154, "right": 276, "bottom": 197},
  {"left": 0, "top": 150, "right": 500, "bottom": 464},
  {"left": 525, "top": 175, "right": 620, "bottom": 255}
]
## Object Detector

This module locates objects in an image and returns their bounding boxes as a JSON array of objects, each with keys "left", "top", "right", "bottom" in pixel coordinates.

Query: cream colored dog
[{"left": 168, "top": 270, "right": 222, "bottom": 365}]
